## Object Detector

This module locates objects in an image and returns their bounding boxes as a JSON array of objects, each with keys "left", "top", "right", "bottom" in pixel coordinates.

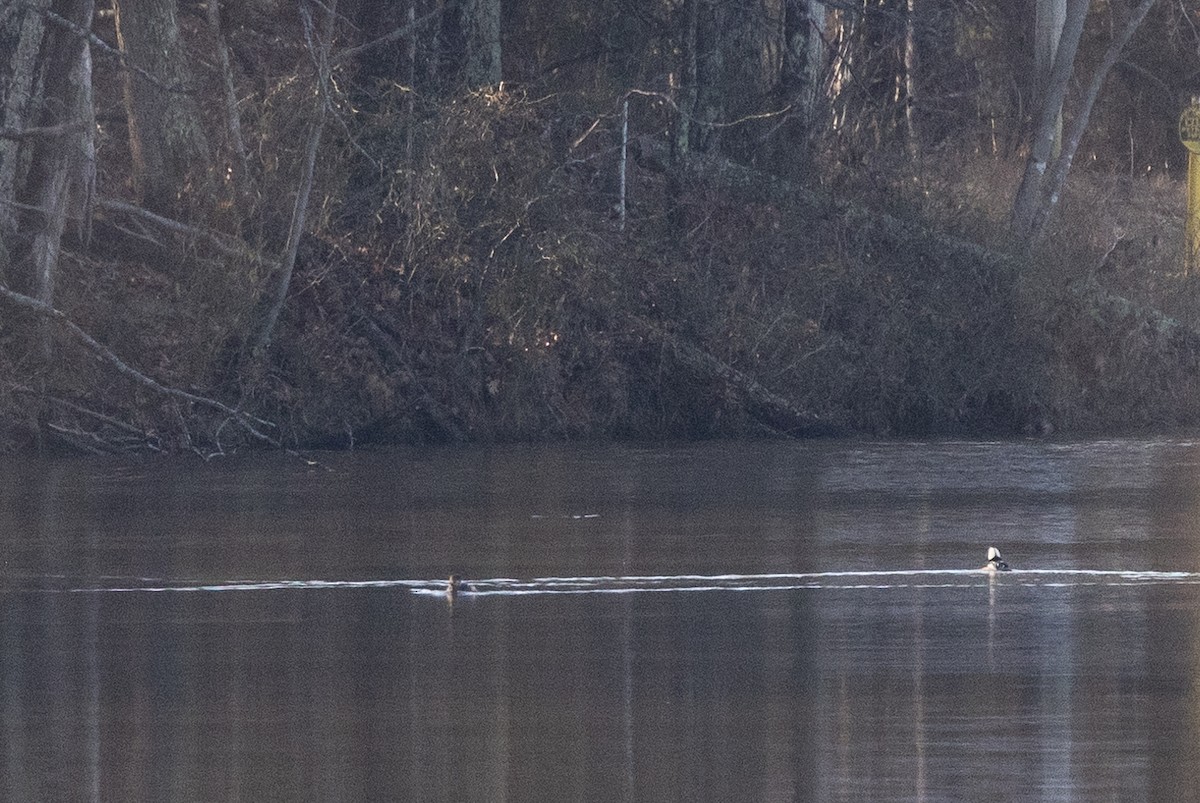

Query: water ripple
[{"left": 47, "top": 568, "right": 1200, "bottom": 596}]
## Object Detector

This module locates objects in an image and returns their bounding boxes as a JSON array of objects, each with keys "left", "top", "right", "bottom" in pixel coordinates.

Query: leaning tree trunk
[
  {"left": 114, "top": 0, "right": 210, "bottom": 215},
  {"left": 1010, "top": 0, "right": 1088, "bottom": 242},
  {"left": 1026, "top": 0, "right": 1157, "bottom": 243},
  {"left": 4, "top": 0, "right": 96, "bottom": 361},
  {"left": 248, "top": 0, "right": 337, "bottom": 357}
]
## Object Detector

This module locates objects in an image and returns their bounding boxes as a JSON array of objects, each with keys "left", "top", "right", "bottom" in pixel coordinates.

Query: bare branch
[
  {"left": 5, "top": 385, "right": 166, "bottom": 452},
  {"left": 249, "top": 0, "right": 337, "bottom": 355},
  {"left": 0, "top": 121, "right": 88, "bottom": 141},
  {"left": 0, "top": 282, "right": 278, "bottom": 444},
  {"left": 48, "top": 393, "right": 153, "bottom": 439},
  {"left": 98, "top": 196, "right": 280, "bottom": 268},
  {"left": 332, "top": 1, "right": 451, "bottom": 65},
  {"left": 41, "top": 5, "right": 196, "bottom": 93},
  {"left": 38, "top": 5, "right": 121, "bottom": 58}
]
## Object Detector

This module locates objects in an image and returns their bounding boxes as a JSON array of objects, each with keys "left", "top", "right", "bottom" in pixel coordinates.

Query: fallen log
[
  {"left": 639, "top": 137, "right": 1015, "bottom": 277},
  {"left": 640, "top": 323, "right": 844, "bottom": 437},
  {"left": 641, "top": 139, "right": 1200, "bottom": 433}
]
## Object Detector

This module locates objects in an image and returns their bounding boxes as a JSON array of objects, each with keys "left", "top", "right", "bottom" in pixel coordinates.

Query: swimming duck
[
  {"left": 447, "top": 575, "right": 478, "bottom": 596},
  {"left": 981, "top": 546, "right": 1010, "bottom": 572}
]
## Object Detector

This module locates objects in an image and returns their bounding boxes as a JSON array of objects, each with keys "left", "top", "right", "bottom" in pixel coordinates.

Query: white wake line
[{"left": 61, "top": 568, "right": 1200, "bottom": 595}]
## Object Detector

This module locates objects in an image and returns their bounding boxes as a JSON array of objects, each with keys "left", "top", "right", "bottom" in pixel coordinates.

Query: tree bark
[
  {"left": 782, "top": 0, "right": 807, "bottom": 100},
  {"left": 675, "top": 0, "right": 699, "bottom": 162},
  {"left": 458, "top": 0, "right": 500, "bottom": 86},
  {"left": 804, "top": 0, "right": 826, "bottom": 122},
  {"left": 114, "top": 0, "right": 210, "bottom": 215},
  {"left": 669, "top": 0, "right": 700, "bottom": 237},
  {"left": 19, "top": 0, "right": 95, "bottom": 336},
  {"left": 777, "top": 0, "right": 825, "bottom": 176},
  {"left": 692, "top": 0, "right": 723, "bottom": 153},
  {"left": 0, "top": 0, "right": 50, "bottom": 241}
]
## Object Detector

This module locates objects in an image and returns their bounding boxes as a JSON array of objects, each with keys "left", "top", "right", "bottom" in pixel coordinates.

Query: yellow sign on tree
[
  {"left": 1181, "top": 104, "right": 1200, "bottom": 153},
  {"left": 1184, "top": 101, "right": 1200, "bottom": 271}
]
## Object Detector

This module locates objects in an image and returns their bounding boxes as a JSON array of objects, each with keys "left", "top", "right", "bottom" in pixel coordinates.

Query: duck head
[{"left": 983, "top": 547, "right": 1010, "bottom": 572}]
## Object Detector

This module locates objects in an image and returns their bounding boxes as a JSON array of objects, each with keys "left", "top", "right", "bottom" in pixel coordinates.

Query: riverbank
[{"left": 2, "top": 92, "right": 1196, "bottom": 454}]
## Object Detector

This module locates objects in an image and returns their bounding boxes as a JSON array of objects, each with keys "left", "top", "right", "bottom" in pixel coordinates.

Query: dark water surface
[{"left": 3, "top": 439, "right": 1200, "bottom": 800}]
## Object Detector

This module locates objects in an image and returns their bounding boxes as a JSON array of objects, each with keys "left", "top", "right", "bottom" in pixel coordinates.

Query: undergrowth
[{"left": 3, "top": 88, "right": 1198, "bottom": 452}]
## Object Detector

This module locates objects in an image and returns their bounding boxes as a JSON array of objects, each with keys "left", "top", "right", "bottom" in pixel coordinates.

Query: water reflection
[{"left": 1, "top": 440, "right": 1200, "bottom": 799}]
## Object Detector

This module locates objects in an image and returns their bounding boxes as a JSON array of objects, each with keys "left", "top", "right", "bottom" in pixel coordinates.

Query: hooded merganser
[{"left": 981, "top": 547, "right": 1010, "bottom": 572}]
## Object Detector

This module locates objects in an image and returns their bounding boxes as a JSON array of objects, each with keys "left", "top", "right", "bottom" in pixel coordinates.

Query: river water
[{"left": 2, "top": 439, "right": 1200, "bottom": 800}]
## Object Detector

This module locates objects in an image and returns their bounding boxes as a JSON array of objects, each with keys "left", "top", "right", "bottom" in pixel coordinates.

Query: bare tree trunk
[
  {"left": 903, "top": 0, "right": 918, "bottom": 160},
  {"left": 1034, "top": 0, "right": 1066, "bottom": 159},
  {"left": 207, "top": 0, "right": 251, "bottom": 201},
  {"left": 692, "top": 0, "right": 724, "bottom": 153},
  {"left": 618, "top": 97, "right": 628, "bottom": 231},
  {"left": 782, "top": 0, "right": 828, "bottom": 125},
  {"left": 827, "top": 3, "right": 854, "bottom": 135},
  {"left": 428, "top": 0, "right": 444, "bottom": 89},
  {"left": 1026, "top": 0, "right": 1157, "bottom": 243},
  {"left": 0, "top": 0, "right": 50, "bottom": 241},
  {"left": 405, "top": 2, "right": 417, "bottom": 254},
  {"left": 114, "top": 0, "right": 210, "bottom": 215},
  {"left": 249, "top": 0, "right": 337, "bottom": 356},
  {"left": 777, "top": 0, "right": 825, "bottom": 176},
  {"left": 669, "top": 0, "right": 700, "bottom": 237},
  {"left": 1010, "top": 0, "right": 1088, "bottom": 241},
  {"left": 20, "top": 0, "right": 96, "bottom": 360},
  {"left": 675, "top": 0, "right": 699, "bottom": 163},
  {"left": 458, "top": 0, "right": 500, "bottom": 86},
  {"left": 804, "top": 0, "right": 826, "bottom": 122}
]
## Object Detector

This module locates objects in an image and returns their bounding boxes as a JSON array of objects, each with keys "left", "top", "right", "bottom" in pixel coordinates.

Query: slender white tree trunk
[
  {"left": 1027, "top": 0, "right": 1158, "bottom": 242},
  {"left": 618, "top": 97, "right": 628, "bottom": 231},
  {"left": 903, "top": 0, "right": 918, "bottom": 160},
  {"left": 804, "top": 0, "right": 826, "bottom": 125},
  {"left": 1034, "top": 0, "right": 1067, "bottom": 158},
  {"left": 1010, "top": 0, "right": 1088, "bottom": 240}
]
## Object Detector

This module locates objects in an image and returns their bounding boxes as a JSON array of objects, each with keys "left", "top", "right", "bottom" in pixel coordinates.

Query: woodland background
[{"left": 0, "top": 0, "right": 1199, "bottom": 454}]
